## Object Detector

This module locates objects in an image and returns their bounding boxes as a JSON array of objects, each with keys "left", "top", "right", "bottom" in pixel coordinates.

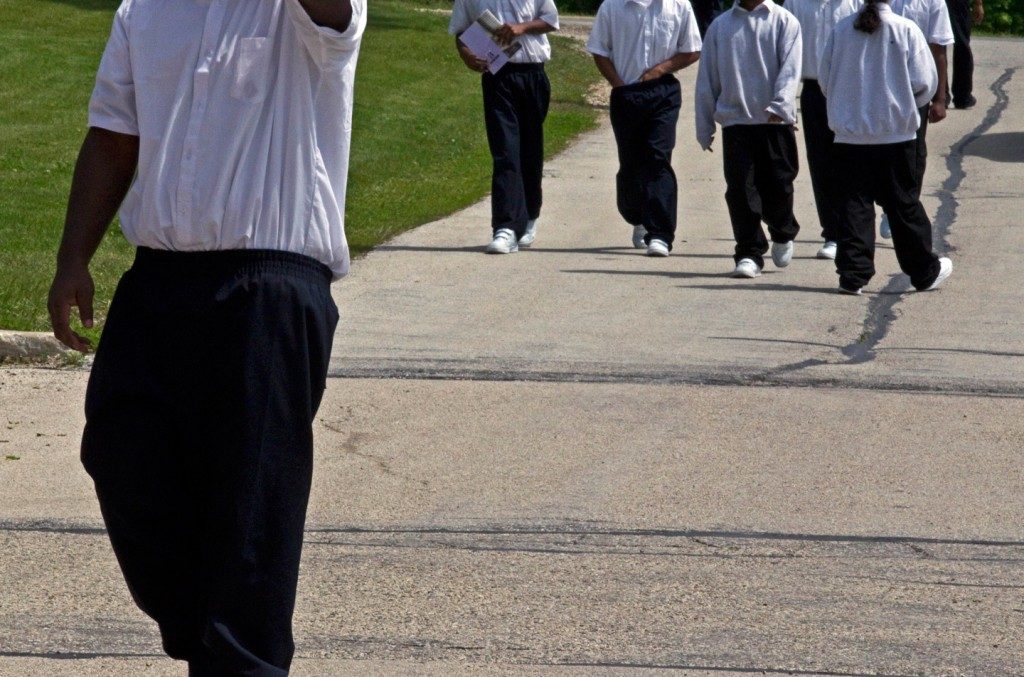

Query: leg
[
  {"left": 609, "top": 88, "right": 646, "bottom": 229},
  {"left": 722, "top": 126, "right": 769, "bottom": 268},
  {"left": 800, "top": 81, "right": 841, "bottom": 242},
  {"left": 875, "top": 141, "right": 942, "bottom": 289},
  {"left": 638, "top": 78, "right": 681, "bottom": 248},
  {"left": 518, "top": 68, "right": 550, "bottom": 221},
  {"left": 755, "top": 124, "right": 801, "bottom": 244},
  {"left": 833, "top": 144, "right": 878, "bottom": 290},
  {"left": 482, "top": 72, "right": 528, "bottom": 238},
  {"left": 948, "top": 0, "right": 974, "bottom": 106}
]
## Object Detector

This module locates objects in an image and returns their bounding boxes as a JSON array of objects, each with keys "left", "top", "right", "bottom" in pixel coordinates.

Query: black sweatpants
[
  {"left": 722, "top": 124, "right": 801, "bottom": 268},
  {"left": 609, "top": 74, "right": 681, "bottom": 248},
  {"left": 946, "top": 0, "right": 974, "bottom": 107},
  {"left": 81, "top": 248, "right": 338, "bottom": 676},
  {"left": 482, "top": 63, "right": 550, "bottom": 238},
  {"left": 834, "top": 141, "right": 941, "bottom": 290},
  {"left": 800, "top": 80, "right": 841, "bottom": 243}
]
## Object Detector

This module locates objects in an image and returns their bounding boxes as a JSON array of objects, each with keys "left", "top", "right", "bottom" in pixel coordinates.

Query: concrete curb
[{"left": 0, "top": 331, "right": 74, "bottom": 362}]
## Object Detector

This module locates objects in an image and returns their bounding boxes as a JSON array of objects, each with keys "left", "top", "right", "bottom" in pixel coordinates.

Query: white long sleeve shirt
[
  {"left": 585, "top": 0, "right": 702, "bottom": 86},
  {"left": 785, "top": 0, "right": 862, "bottom": 80},
  {"left": 449, "top": 0, "right": 560, "bottom": 63},
  {"left": 819, "top": 5, "right": 938, "bottom": 145},
  {"left": 89, "top": 0, "right": 366, "bottom": 279},
  {"left": 890, "top": 0, "right": 954, "bottom": 45},
  {"left": 694, "top": 1, "right": 802, "bottom": 150}
]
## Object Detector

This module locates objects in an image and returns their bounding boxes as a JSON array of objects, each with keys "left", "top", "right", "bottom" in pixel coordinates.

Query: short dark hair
[{"left": 854, "top": 0, "right": 887, "bottom": 33}]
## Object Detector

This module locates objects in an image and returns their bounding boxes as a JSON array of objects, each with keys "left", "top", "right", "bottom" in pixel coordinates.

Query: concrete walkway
[{"left": 2, "top": 37, "right": 1023, "bottom": 676}]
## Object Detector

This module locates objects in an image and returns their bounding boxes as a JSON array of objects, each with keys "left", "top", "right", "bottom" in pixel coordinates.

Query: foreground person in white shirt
[
  {"left": 820, "top": 0, "right": 953, "bottom": 294},
  {"left": 695, "top": 0, "right": 803, "bottom": 278},
  {"left": 587, "top": 0, "right": 702, "bottom": 257},
  {"left": 786, "top": 0, "right": 862, "bottom": 261},
  {"left": 47, "top": 0, "right": 364, "bottom": 673},
  {"left": 450, "top": 0, "right": 560, "bottom": 254}
]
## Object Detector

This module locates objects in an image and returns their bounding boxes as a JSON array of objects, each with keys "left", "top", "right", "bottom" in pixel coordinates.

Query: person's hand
[
  {"left": 768, "top": 113, "right": 784, "bottom": 123},
  {"left": 458, "top": 46, "right": 489, "bottom": 73},
  {"left": 640, "top": 64, "right": 665, "bottom": 82},
  {"left": 48, "top": 263, "right": 95, "bottom": 352},
  {"left": 929, "top": 100, "right": 947, "bottom": 123},
  {"left": 495, "top": 23, "right": 525, "bottom": 46},
  {"left": 972, "top": 2, "right": 984, "bottom": 24},
  {"left": 703, "top": 138, "right": 715, "bottom": 152}
]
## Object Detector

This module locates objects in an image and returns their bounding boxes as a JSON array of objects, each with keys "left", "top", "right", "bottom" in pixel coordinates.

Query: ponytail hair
[{"left": 854, "top": 0, "right": 886, "bottom": 34}]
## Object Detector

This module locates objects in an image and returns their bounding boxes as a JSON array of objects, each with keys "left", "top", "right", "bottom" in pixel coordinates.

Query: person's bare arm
[
  {"left": 295, "top": 0, "right": 353, "bottom": 33},
  {"left": 455, "top": 36, "right": 489, "bottom": 73},
  {"left": 593, "top": 54, "right": 625, "bottom": 89},
  {"left": 972, "top": 0, "right": 984, "bottom": 24},
  {"left": 640, "top": 51, "right": 700, "bottom": 81},
  {"left": 928, "top": 43, "right": 948, "bottom": 122},
  {"left": 48, "top": 128, "right": 139, "bottom": 351},
  {"left": 494, "top": 19, "right": 556, "bottom": 45}
]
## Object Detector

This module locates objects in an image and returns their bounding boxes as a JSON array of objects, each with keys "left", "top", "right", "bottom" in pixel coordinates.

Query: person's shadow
[{"left": 963, "top": 132, "right": 1024, "bottom": 163}]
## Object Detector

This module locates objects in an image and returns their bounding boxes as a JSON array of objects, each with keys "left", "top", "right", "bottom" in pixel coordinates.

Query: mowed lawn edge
[{"left": 0, "top": 0, "right": 601, "bottom": 334}]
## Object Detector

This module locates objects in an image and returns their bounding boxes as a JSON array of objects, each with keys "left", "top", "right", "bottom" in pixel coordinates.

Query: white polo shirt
[
  {"left": 786, "top": 0, "right": 862, "bottom": 80},
  {"left": 448, "top": 0, "right": 560, "bottom": 63},
  {"left": 586, "top": 0, "right": 702, "bottom": 86},
  {"left": 88, "top": 0, "right": 366, "bottom": 279},
  {"left": 890, "top": 0, "right": 954, "bottom": 45}
]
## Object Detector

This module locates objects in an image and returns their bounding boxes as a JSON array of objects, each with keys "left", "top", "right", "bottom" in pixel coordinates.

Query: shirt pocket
[
  {"left": 654, "top": 17, "right": 678, "bottom": 47},
  {"left": 230, "top": 37, "right": 272, "bottom": 102}
]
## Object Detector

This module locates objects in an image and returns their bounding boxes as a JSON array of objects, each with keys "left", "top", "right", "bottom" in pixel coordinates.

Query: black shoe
[{"left": 954, "top": 96, "right": 977, "bottom": 109}]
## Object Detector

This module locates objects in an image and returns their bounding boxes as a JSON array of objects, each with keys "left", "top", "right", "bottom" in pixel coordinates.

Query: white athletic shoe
[
  {"left": 646, "top": 239, "right": 670, "bottom": 257},
  {"left": 771, "top": 240, "right": 794, "bottom": 268},
  {"left": 880, "top": 213, "right": 892, "bottom": 239},
  {"left": 924, "top": 257, "right": 953, "bottom": 291},
  {"left": 817, "top": 241, "right": 837, "bottom": 260},
  {"left": 838, "top": 284, "right": 863, "bottom": 296},
  {"left": 486, "top": 228, "right": 519, "bottom": 254},
  {"left": 519, "top": 219, "right": 537, "bottom": 247},
  {"left": 632, "top": 225, "right": 648, "bottom": 249},
  {"left": 732, "top": 258, "right": 762, "bottom": 278}
]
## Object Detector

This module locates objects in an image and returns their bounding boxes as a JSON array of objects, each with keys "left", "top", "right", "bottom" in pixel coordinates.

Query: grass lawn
[{"left": 0, "top": 0, "right": 601, "bottom": 334}]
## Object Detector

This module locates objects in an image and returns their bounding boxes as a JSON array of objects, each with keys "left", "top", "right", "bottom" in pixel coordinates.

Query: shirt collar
[
  {"left": 627, "top": 0, "right": 655, "bottom": 8},
  {"left": 876, "top": 2, "right": 893, "bottom": 14},
  {"left": 732, "top": 0, "right": 775, "bottom": 15}
]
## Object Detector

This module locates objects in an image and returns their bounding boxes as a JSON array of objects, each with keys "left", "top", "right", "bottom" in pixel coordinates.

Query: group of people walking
[{"left": 454, "top": 0, "right": 984, "bottom": 293}]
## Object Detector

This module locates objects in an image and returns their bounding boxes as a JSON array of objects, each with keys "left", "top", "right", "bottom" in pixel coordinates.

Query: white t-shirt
[
  {"left": 890, "top": 0, "right": 954, "bottom": 45},
  {"left": 786, "top": 0, "right": 862, "bottom": 80},
  {"left": 89, "top": 0, "right": 366, "bottom": 279},
  {"left": 586, "top": 0, "right": 702, "bottom": 86},
  {"left": 449, "top": 0, "right": 560, "bottom": 63}
]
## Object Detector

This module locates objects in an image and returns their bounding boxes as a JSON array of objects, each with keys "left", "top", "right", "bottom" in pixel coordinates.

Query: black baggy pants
[
  {"left": 482, "top": 63, "right": 550, "bottom": 238},
  {"left": 834, "top": 141, "right": 941, "bottom": 290},
  {"left": 946, "top": 0, "right": 974, "bottom": 107},
  {"left": 722, "top": 124, "right": 801, "bottom": 268},
  {"left": 800, "top": 80, "right": 842, "bottom": 243},
  {"left": 81, "top": 248, "right": 339, "bottom": 676},
  {"left": 609, "top": 74, "right": 681, "bottom": 249}
]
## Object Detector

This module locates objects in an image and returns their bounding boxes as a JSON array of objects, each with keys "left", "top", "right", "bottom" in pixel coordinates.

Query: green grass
[{"left": 0, "top": 0, "right": 600, "bottom": 333}]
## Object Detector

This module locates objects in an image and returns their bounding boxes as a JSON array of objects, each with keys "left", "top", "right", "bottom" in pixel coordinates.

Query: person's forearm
[
  {"left": 514, "top": 18, "right": 556, "bottom": 35},
  {"left": 57, "top": 128, "right": 138, "bottom": 271},
  {"left": 930, "top": 43, "right": 948, "bottom": 104},
  {"left": 650, "top": 51, "right": 700, "bottom": 77},
  {"left": 296, "top": 0, "right": 352, "bottom": 33},
  {"left": 593, "top": 54, "right": 625, "bottom": 88}
]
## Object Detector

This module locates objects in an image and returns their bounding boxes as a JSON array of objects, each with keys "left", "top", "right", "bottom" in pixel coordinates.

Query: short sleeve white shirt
[
  {"left": 786, "top": 0, "right": 862, "bottom": 80},
  {"left": 890, "top": 0, "right": 954, "bottom": 45},
  {"left": 88, "top": 0, "right": 366, "bottom": 279},
  {"left": 449, "top": 0, "right": 560, "bottom": 63},
  {"left": 586, "top": 0, "right": 703, "bottom": 86}
]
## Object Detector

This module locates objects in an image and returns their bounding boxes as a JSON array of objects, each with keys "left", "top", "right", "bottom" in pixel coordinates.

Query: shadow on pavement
[{"left": 964, "top": 131, "right": 1024, "bottom": 163}]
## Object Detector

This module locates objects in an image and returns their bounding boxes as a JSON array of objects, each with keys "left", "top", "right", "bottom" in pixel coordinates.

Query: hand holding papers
[{"left": 459, "top": 10, "right": 523, "bottom": 74}]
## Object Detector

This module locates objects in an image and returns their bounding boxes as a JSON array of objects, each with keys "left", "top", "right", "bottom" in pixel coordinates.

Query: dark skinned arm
[
  {"left": 48, "top": 128, "right": 139, "bottom": 351},
  {"left": 640, "top": 51, "right": 701, "bottom": 81},
  {"left": 593, "top": 54, "right": 625, "bottom": 89},
  {"left": 296, "top": 0, "right": 353, "bottom": 33},
  {"left": 455, "top": 35, "right": 489, "bottom": 73},
  {"left": 494, "top": 18, "right": 556, "bottom": 45},
  {"left": 928, "top": 43, "right": 948, "bottom": 122}
]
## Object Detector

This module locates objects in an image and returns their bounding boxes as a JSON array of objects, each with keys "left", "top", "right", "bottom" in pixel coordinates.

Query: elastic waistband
[
  {"left": 489, "top": 62, "right": 546, "bottom": 74},
  {"left": 615, "top": 73, "right": 678, "bottom": 93},
  {"left": 132, "top": 247, "right": 332, "bottom": 284}
]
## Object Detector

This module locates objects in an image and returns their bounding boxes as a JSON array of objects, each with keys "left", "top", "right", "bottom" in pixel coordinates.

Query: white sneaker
[
  {"left": 817, "top": 241, "right": 837, "bottom": 260},
  {"left": 771, "top": 240, "right": 794, "bottom": 268},
  {"left": 632, "top": 225, "right": 647, "bottom": 249},
  {"left": 519, "top": 219, "right": 537, "bottom": 247},
  {"left": 880, "top": 214, "right": 892, "bottom": 239},
  {"left": 838, "top": 285, "right": 862, "bottom": 296},
  {"left": 646, "top": 239, "right": 670, "bottom": 257},
  {"left": 732, "top": 258, "right": 761, "bottom": 278},
  {"left": 486, "top": 228, "right": 518, "bottom": 254},
  {"left": 924, "top": 257, "right": 953, "bottom": 291}
]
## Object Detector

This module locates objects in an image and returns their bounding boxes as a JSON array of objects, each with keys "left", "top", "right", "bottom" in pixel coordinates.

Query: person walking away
[
  {"left": 586, "top": 0, "right": 702, "bottom": 257},
  {"left": 878, "top": 0, "right": 953, "bottom": 239},
  {"left": 692, "top": 0, "right": 723, "bottom": 37},
  {"left": 787, "top": 0, "right": 863, "bottom": 261},
  {"left": 47, "top": 0, "right": 363, "bottom": 673},
  {"left": 945, "top": 0, "right": 983, "bottom": 109},
  {"left": 695, "top": 0, "right": 803, "bottom": 278},
  {"left": 451, "top": 0, "right": 560, "bottom": 254},
  {"left": 820, "top": 0, "right": 953, "bottom": 294}
]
